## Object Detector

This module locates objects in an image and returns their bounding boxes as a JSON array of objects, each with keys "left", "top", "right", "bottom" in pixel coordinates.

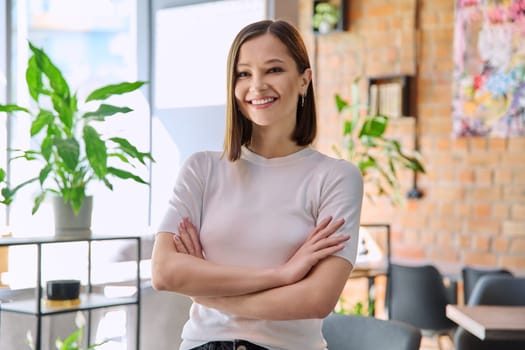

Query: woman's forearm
[
  {"left": 152, "top": 217, "right": 348, "bottom": 298},
  {"left": 194, "top": 256, "right": 352, "bottom": 320},
  {"left": 151, "top": 232, "right": 284, "bottom": 297}
]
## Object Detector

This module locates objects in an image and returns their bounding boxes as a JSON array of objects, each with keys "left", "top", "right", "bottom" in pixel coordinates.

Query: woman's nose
[{"left": 249, "top": 75, "right": 268, "bottom": 92}]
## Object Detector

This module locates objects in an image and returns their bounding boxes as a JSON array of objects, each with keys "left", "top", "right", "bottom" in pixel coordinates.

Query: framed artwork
[{"left": 452, "top": 0, "right": 525, "bottom": 137}]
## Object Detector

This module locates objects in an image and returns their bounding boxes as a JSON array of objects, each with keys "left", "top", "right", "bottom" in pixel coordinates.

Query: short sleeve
[
  {"left": 157, "top": 152, "right": 207, "bottom": 235},
  {"left": 318, "top": 160, "right": 363, "bottom": 267}
]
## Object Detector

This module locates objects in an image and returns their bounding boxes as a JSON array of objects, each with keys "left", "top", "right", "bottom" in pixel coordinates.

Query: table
[{"left": 446, "top": 304, "right": 525, "bottom": 340}]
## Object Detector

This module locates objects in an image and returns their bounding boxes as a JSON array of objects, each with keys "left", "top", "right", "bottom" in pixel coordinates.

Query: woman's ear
[{"left": 300, "top": 68, "right": 312, "bottom": 94}]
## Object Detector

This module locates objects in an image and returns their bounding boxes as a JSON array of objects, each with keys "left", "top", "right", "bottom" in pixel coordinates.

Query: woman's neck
[{"left": 248, "top": 131, "right": 305, "bottom": 159}]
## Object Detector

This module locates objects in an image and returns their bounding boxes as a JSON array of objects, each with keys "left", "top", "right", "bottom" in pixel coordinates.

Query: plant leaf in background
[
  {"left": 0, "top": 41, "right": 153, "bottom": 214},
  {"left": 333, "top": 80, "right": 425, "bottom": 206}
]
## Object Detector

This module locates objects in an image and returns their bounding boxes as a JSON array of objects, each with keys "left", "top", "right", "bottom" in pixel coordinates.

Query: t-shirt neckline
[{"left": 241, "top": 145, "right": 314, "bottom": 166}]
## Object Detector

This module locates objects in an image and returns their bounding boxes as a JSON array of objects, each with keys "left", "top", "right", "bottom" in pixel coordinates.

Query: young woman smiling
[{"left": 152, "top": 20, "right": 363, "bottom": 350}]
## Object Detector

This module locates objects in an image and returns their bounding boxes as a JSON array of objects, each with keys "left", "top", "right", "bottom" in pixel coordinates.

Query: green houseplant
[
  {"left": 0, "top": 42, "right": 153, "bottom": 224},
  {"left": 333, "top": 80, "right": 425, "bottom": 206},
  {"left": 26, "top": 311, "right": 106, "bottom": 350},
  {"left": 312, "top": 2, "right": 340, "bottom": 34}
]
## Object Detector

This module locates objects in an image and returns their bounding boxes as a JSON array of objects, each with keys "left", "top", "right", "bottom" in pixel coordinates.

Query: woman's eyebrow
[{"left": 237, "top": 58, "right": 285, "bottom": 67}]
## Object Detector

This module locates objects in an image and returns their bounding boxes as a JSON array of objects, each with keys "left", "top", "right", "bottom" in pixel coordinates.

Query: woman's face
[{"left": 234, "top": 33, "right": 311, "bottom": 134}]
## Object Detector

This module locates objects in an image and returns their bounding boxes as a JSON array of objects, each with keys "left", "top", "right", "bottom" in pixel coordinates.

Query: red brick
[
  {"left": 492, "top": 237, "right": 510, "bottom": 252},
  {"left": 469, "top": 137, "right": 488, "bottom": 151},
  {"left": 502, "top": 221, "right": 525, "bottom": 236},
  {"left": 470, "top": 187, "right": 502, "bottom": 202},
  {"left": 503, "top": 185, "right": 525, "bottom": 202},
  {"left": 472, "top": 204, "right": 491, "bottom": 218},
  {"left": 500, "top": 255, "right": 525, "bottom": 272},
  {"left": 512, "top": 204, "right": 525, "bottom": 220},
  {"left": 453, "top": 204, "right": 468, "bottom": 218},
  {"left": 510, "top": 238, "right": 525, "bottom": 254},
  {"left": 458, "top": 170, "right": 474, "bottom": 184},
  {"left": 474, "top": 169, "right": 492, "bottom": 185},
  {"left": 452, "top": 137, "right": 469, "bottom": 152},
  {"left": 467, "top": 219, "right": 500, "bottom": 235},
  {"left": 507, "top": 138, "right": 525, "bottom": 151},
  {"left": 393, "top": 245, "right": 426, "bottom": 260},
  {"left": 464, "top": 252, "right": 497, "bottom": 266},
  {"left": 493, "top": 203, "right": 510, "bottom": 220},
  {"left": 494, "top": 168, "right": 512, "bottom": 184},
  {"left": 488, "top": 138, "right": 507, "bottom": 152},
  {"left": 458, "top": 234, "right": 471, "bottom": 249},
  {"left": 472, "top": 236, "right": 491, "bottom": 251}
]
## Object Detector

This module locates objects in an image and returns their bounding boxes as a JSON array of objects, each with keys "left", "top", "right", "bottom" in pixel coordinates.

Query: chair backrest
[
  {"left": 462, "top": 266, "right": 513, "bottom": 304},
  {"left": 454, "top": 275, "right": 525, "bottom": 350},
  {"left": 468, "top": 275, "right": 525, "bottom": 306},
  {"left": 322, "top": 313, "right": 421, "bottom": 350},
  {"left": 388, "top": 263, "right": 456, "bottom": 333}
]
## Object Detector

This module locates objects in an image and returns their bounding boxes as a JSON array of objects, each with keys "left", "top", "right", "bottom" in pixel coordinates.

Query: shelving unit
[{"left": 0, "top": 234, "right": 141, "bottom": 349}]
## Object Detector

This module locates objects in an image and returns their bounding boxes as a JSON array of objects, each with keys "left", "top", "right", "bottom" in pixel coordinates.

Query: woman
[{"left": 151, "top": 19, "right": 363, "bottom": 350}]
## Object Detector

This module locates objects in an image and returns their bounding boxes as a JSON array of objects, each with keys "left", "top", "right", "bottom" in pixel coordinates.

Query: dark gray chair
[
  {"left": 454, "top": 275, "right": 525, "bottom": 350},
  {"left": 322, "top": 313, "right": 421, "bottom": 350},
  {"left": 388, "top": 263, "right": 457, "bottom": 350},
  {"left": 461, "top": 266, "right": 513, "bottom": 304}
]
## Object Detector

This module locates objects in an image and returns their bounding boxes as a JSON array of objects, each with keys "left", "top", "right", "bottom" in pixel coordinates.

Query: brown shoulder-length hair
[{"left": 224, "top": 19, "right": 317, "bottom": 161}]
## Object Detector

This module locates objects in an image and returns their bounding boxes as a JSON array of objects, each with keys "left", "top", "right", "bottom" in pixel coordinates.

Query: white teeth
[{"left": 251, "top": 97, "right": 275, "bottom": 105}]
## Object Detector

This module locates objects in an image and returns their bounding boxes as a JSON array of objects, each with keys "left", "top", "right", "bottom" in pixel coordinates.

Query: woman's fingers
[
  {"left": 309, "top": 218, "right": 345, "bottom": 245},
  {"left": 306, "top": 216, "right": 332, "bottom": 240},
  {"left": 172, "top": 234, "right": 188, "bottom": 254},
  {"left": 184, "top": 218, "right": 204, "bottom": 259},
  {"left": 178, "top": 221, "right": 196, "bottom": 255}
]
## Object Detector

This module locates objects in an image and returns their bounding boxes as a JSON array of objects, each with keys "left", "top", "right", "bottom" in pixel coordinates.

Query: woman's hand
[
  {"left": 276, "top": 216, "right": 349, "bottom": 285},
  {"left": 172, "top": 217, "right": 204, "bottom": 259}
]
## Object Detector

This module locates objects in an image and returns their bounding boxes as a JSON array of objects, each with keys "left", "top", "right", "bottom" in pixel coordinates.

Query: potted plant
[
  {"left": 312, "top": 2, "right": 340, "bottom": 34},
  {"left": 0, "top": 42, "right": 153, "bottom": 234},
  {"left": 26, "top": 311, "right": 106, "bottom": 350},
  {"left": 333, "top": 80, "right": 425, "bottom": 206}
]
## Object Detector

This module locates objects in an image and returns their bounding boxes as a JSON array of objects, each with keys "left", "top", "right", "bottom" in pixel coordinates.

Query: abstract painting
[{"left": 453, "top": 0, "right": 525, "bottom": 137}]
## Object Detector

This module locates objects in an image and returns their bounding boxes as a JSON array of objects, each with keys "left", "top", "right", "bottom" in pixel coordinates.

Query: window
[{"left": 5, "top": 0, "right": 150, "bottom": 235}]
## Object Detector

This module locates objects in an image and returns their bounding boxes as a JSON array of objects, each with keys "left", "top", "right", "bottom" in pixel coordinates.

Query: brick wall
[{"left": 297, "top": 0, "right": 525, "bottom": 274}]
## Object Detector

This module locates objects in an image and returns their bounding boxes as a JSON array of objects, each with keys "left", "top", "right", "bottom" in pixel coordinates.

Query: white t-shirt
[{"left": 158, "top": 146, "right": 363, "bottom": 350}]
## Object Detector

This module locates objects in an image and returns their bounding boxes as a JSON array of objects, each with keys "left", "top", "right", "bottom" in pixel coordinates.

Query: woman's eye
[
  {"left": 237, "top": 71, "right": 249, "bottom": 78},
  {"left": 268, "top": 67, "right": 283, "bottom": 73}
]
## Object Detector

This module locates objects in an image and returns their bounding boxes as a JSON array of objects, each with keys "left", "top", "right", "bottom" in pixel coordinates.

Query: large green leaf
[
  {"left": 26, "top": 55, "right": 43, "bottom": 101},
  {"left": 82, "top": 104, "right": 133, "bottom": 120},
  {"left": 28, "top": 42, "right": 71, "bottom": 99},
  {"left": 39, "top": 164, "right": 52, "bottom": 186},
  {"left": 85, "top": 81, "right": 146, "bottom": 102},
  {"left": 0, "top": 104, "right": 30, "bottom": 114},
  {"left": 110, "top": 137, "right": 154, "bottom": 164},
  {"left": 55, "top": 137, "right": 80, "bottom": 172},
  {"left": 335, "top": 94, "right": 348, "bottom": 113},
  {"left": 83, "top": 125, "right": 108, "bottom": 179},
  {"left": 0, "top": 168, "right": 5, "bottom": 182},
  {"left": 359, "top": 115, "right": 388, "bottom": 137},
  {"left": 41, "top": 136, "right": 54, "bottom": 161},
  {"left": 30, "top": 110, "right": 54, "bottom": 136},
  {"left": 107, "top": 166, "right": 148, "bottom": 184},
  {"left": 32, "top": 191, "right": 47, "bottom": 215},
  {"left": 52, "top": 94, "right": 73, "bottom": 131}
]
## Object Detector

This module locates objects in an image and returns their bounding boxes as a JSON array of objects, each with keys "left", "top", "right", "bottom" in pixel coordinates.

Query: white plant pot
[
  {"left": 319, "top": 21, "right": 333, "bottom": 34},
  {"left": 52, "top": 196, "right": 93, "bottom": 238}
]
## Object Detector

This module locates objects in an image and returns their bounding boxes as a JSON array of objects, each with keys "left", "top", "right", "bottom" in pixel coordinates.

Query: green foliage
[
  {"left": 312, "top": 2, "right": 339, "bottom": 31},
  {"left": 0, "top": 41, "right": 153, "bottom": 214},
  {"left": 26, "top": 311, "right": 107, "bottom": 350},
  {"left": 336, "top": 296, "right": 375, "bottom": 317},
  {"left": 333, "top": 81, "right": 425, "bottom": 206}
]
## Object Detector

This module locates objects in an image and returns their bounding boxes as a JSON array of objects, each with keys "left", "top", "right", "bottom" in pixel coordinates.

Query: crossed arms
[{"left": 151, "top": 216, "right": 353, "bottom": 320}]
